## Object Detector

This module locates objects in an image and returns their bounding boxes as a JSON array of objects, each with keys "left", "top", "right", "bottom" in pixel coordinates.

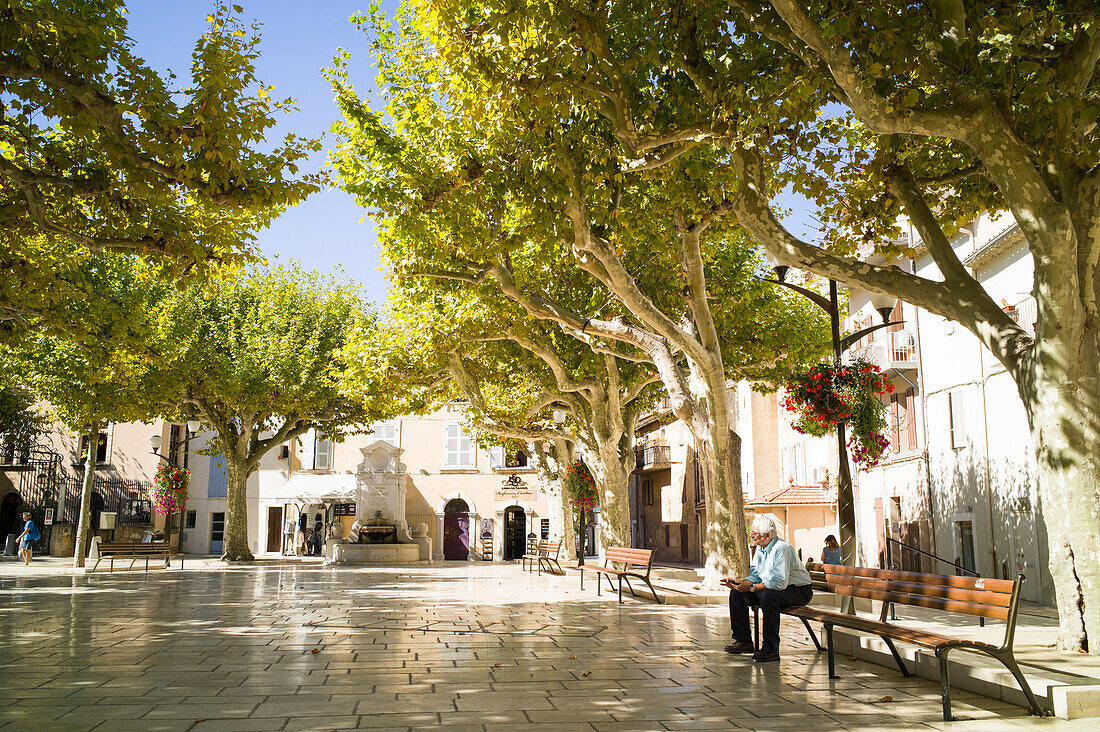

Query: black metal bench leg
[
  {"left": 826, "top": 624, "right": 839, "bottom": 679},
  {"left": 753, "top": 607, "right": 760, "bottom": 651},
  {"left": 881, "top": 637, "right": 910, "bottom": 676},
  {"left": 800, "top": 617, "right": 823, "bottom": 652},
  {"left": 937, "top": 649, "right": 954, "bottom": 721},
  {"left": 996, "top": 650, "right": 1051, "bottom": 717},
  {"left": 643, "top": 578, "right": 663, "bottom": 604},
  {"left": 621, "top": 575, "right": 632, "bottom": 601},
  {"left": 618, "top": 576, "right": 623, "bottom": 604}
]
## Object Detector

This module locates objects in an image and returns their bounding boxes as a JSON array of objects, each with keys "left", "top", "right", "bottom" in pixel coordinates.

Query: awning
[{"left": 276, "top": 473, "right": 358, "bottom": 503}]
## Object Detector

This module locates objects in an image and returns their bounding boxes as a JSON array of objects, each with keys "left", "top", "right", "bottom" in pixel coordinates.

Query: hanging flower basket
[
  {"left": 782, "top": 358, "right": 894, "bottom": 469},
  {"left": 151, "top": 464, "right": 190, "bottom": 515},
  {"left": 563, "top": 460, "right": 598, "bottom": 511}
]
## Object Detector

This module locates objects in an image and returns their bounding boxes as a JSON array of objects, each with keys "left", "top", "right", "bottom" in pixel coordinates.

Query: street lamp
[{"left": 764, "top": 254, "right": 900, "bottom": 567}]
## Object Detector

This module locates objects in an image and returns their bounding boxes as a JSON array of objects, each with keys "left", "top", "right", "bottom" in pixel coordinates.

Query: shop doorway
[
  {"left": 503, "top": 505, "right": 526, "bottom": 560},
  {"left": 266, "top": 506, "right": 282, "bottom": 553},
  {"left": 443, "top": 499, "right": 470, "bottom": 560},
  {"left": 0, "top": 492, "right": 23, "bottom": 548}
]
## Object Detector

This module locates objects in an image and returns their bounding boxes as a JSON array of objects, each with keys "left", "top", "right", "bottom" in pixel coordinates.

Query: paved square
[{"left": 0, "top": 563, "right": 1087, "bottom": 730}]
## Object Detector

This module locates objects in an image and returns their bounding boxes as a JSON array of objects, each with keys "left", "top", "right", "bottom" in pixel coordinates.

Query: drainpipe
[
  {"left": 912, "top": 269, "right": 939, "bottom": 564},
  {"left": 977, "top": 331, "right": 998, "bottom": 578}
]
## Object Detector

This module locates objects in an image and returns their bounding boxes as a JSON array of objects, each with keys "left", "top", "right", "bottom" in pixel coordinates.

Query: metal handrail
[
  {"left": 886, "top": 537, "right": 979, "bottom": 577},
  {"left": 885, "top": 540, "right": 986, "bottom": 626}
]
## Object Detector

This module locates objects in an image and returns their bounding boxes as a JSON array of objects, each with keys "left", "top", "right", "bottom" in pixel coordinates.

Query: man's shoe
[
  {"left": 724, "top": 641, "right": 755, "bottom": 654},
  {"left": 752, "top": 650, "right": 780, "bottom": 662}
]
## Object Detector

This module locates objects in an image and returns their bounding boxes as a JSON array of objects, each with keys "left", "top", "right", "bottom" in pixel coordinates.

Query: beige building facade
[{"left": 233, "top": 404, "right": 555, "bottom": 562}]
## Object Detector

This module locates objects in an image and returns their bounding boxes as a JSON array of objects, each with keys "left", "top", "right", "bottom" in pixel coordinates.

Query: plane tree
[
  {"left": 328, "top": 13, "right": 827, "bottom": 582},
  {"left": 154, "top": 266, "right": 387, "bottom": 561},
  {"left": 0, "top": 0, "right": 320, "bottom": 334},
  {"left": 418, "top": 0, "right": 1100, "bottom": 651}
]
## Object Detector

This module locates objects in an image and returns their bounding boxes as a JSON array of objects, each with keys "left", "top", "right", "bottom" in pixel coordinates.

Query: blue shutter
[{"left": 208, "top": 457, "right": 228, "bottom": 498}]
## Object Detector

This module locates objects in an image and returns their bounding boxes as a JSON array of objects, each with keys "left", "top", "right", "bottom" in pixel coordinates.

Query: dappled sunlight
[{"left": 0, "top": 563, "right": 1052, "bottom": 728}]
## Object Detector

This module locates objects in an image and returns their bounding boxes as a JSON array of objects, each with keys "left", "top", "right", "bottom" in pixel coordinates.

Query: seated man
[{"left": 721, "top": 514, "right": 813, "bottom": 662}]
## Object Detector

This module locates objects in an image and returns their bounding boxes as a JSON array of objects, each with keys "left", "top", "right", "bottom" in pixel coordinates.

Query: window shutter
[
  {"left": 890, "top": 394, "right": 901, "bottom": 453},
  {"left": 906, "top": 389, "right": 918, "bottom": 450},
  {"left": 301, "top": 429, "right": 316, "bottom": 469},
  {"left": 489, "top": 446, "right": 503, "bottom": 469},
  {"left": 208, "top": 457, "right": 228, "bottom": 498}
]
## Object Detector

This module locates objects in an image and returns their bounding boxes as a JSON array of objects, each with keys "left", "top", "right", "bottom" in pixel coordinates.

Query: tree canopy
[{"left": 1, "top": 0, "right": 320, "bottom": 333}]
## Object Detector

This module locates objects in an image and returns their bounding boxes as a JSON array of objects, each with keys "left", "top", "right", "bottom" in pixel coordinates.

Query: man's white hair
[{"left": 751, "top": 513, "right": 778, "bottom": 539}]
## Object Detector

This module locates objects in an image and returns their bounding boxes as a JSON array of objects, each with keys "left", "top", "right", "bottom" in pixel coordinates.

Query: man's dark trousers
[{"left": 729, "top": 585, "right": 813, "bottom": 652}]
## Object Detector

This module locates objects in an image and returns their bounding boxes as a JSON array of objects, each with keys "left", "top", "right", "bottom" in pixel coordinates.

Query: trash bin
[{"left": 3, "top": 534, "right": 17, "bottom": 555}]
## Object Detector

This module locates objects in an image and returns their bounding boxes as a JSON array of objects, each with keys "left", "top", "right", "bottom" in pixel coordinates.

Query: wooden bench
[
  {"left": 521, "top": 539, "right": 548, "bottom": 572},
  {"left": 779, "top": 563, "right": 1049, "bottom": 721},
  {"left": 536, "top": 541, "right": 564, "bottom": 576},
  {"left": 580, "top": 546, "right": 662, "bottom": 604},
  {"left": 90, "top": 541, "right": 182, "bottom": 573}
]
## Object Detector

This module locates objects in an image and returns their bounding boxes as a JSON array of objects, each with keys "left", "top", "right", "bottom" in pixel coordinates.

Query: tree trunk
[
  {"left": 72, "top": 423, "right": 99, "bottom": 568},
  {"left": 580, "top": 442, "right": 633, "bottom": 552},
  {"left": 560, "top": 487, "right": 577, "bottom": 562},
  {"left": 1022, "top": 347, "right": 1100, "bottom": 653},
  {"left": 676, "top": 369, "right": 750, "bottom": 588},
  {"left": 694, "top": 417, "right": 749, "bottom": 587},
  {"left": 222, "top": 459, "right": 254, "bottom": 561}
]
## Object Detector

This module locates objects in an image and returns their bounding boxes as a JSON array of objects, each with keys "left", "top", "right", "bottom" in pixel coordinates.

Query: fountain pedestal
[{"left": 324, "top": 440, "right": 431, "bottom": 565}]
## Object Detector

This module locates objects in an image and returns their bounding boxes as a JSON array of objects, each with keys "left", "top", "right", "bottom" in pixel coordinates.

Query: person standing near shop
[{"left": 16, "top": 512, "right": 39, "bottom": 566}]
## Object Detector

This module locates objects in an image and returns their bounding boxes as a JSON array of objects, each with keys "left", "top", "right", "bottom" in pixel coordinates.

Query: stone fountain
[{"left": 324, "top": 440, "right": 431, "bottom": 565}]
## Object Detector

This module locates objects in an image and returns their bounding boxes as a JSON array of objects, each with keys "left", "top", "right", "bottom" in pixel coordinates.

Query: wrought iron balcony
[{"left": 635, "top": 444, "right": 671, "bottom": 471}]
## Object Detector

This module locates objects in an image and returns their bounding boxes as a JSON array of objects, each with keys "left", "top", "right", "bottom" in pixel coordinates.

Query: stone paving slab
[{"left": 0, "top": 562, "right": 1096, "bottom": 730}]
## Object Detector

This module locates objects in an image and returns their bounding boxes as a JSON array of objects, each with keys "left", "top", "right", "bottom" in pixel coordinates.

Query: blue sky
[{"left": 126, "top": 1, "right": 398, "bottom": 303}]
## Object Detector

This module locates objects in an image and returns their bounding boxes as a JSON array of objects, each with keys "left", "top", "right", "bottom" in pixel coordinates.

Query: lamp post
[
  {"left": 764, "top": 256, "right": 900, "bottom": 567},
  {"left": 150, "top": 420, "right": 202, "bottom": 550}
]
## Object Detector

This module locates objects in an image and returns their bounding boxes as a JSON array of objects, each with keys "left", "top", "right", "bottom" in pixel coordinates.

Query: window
[
  {"left": 664, "top": 524, "right": 670, "bottom": 547},
  {"left": 168, "top": 424, "right": 182, "bottom": 466},
  {"left": 370, "top": 421, "right": 398, "bottom": 446},
  {"left": 948, "top": 390, "right": 967, "bottom": 449},
  {"left": 443, "top": 423, "right": 473, "bottom": 468},
  {"left": 641, "top": 478, "right": 654, "bottom": 506},
  {"left": 780, "top": 444, "right": 806, "bottom": 484},
  {"left": 185, "top": 510, "right": 197, "bottom": 529},
  {"left": 313, "top": 432, "right": 331, "bottom": 471},
  {"left": 77, "top": 431, "right": 108, "bottom": 464},
  {"left": 957, "top": 521, "right": 976, "bottom": 573}
]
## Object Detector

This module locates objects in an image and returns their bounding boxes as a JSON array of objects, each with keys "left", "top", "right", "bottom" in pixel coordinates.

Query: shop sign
[{"left": 495, "top": 474, "right": 536, "bottom": 501}]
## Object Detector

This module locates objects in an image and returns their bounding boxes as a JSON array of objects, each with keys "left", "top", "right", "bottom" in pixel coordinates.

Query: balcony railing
[
  {"left": 635, "top": 444, "right": 670, "bottom": 471},
  {"left": 863, "top": 328, "right": 918, "bottom": 371},
  {"left": 1005, "top": 297, "right": 1037, "bottom": 336}
]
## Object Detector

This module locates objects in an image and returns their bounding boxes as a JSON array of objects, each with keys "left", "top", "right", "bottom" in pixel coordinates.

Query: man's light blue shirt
[{"left": 746, "top": 537, "right": 813, "bottom": 590}]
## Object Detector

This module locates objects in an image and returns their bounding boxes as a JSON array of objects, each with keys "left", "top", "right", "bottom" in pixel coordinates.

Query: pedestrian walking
[{"left": 16, "top": 512, "right": 39, "bottom": 566}]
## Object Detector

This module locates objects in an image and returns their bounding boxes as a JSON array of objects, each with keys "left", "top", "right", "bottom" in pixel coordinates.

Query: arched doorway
[
  {"left": 443, "top": 498, "right": 470, "bottom": 560},
  {"left": 503, "top": 505, "right": 526, "bottom": 561},
  {"left": 0, "top": 492, "right": 23, "bottom": 547}
]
